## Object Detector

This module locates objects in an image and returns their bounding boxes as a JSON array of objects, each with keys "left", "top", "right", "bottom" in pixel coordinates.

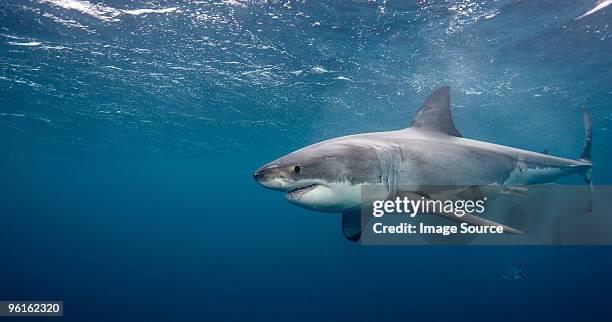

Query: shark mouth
[{"left": 286, "top": 184, "right": 320, "bottom": 199}]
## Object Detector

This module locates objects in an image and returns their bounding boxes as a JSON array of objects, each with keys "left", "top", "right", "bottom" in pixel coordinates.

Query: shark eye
[{"left": 294, "top": 166, "right": 301, "bottom": 174}]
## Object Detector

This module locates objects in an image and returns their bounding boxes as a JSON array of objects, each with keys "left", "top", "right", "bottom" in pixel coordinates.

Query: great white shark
[{"left": 253, "top": 86, "right": 593, "bottom": 242}]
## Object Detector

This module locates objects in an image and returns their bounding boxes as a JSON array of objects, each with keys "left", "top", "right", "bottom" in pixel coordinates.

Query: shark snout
[
  {"left": 252, "top": 169, "right": 265, "bottom": 182},
  {"left": 253, "top": 162, "right": 286, "bottom": 190},
  {"left": 253, "top": 162, "right": 274, "bottom": 181}
]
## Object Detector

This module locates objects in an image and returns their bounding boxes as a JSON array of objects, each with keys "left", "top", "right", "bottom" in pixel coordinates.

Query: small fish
[{"left": 502, "top": 262, "right": 526, "bottom": 281}]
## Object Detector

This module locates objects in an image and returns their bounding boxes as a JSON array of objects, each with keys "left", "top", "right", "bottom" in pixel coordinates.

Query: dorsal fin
[{"left": 409, "top": 86, "right": 462, "bottom": 137}]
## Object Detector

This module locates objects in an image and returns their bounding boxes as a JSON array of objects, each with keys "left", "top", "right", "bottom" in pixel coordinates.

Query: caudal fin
[
  {"left": 578, "top": 105, "right": 592, "bottom": 184},
  {"left": 579, "top": 105, "right": 592, "bottom": 163},
  {"left": 578, "top": 105, "right": 593, "bottom": 212}
]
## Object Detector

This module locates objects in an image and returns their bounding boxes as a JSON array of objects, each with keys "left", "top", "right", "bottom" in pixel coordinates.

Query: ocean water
[{"left": 1, "top": 0, "right": 611, "bottom": 321}]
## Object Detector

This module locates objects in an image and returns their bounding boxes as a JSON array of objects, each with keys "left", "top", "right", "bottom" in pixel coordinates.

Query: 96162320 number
[{"left": 0, "top": 301, "right": 63, "bottom": 316}]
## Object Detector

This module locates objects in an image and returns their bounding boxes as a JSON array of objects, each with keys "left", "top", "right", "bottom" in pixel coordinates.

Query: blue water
[{"left": 1, "top": 0, "right": 611, "bottom": 321}]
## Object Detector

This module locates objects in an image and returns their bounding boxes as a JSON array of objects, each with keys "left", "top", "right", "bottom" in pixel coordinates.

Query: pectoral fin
[{"left": 342, "top": 210, "right": 361, "bottom": 242}]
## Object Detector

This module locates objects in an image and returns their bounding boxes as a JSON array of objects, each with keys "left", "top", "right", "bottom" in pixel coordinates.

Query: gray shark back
[
  {"left": 327, "top": 85, "right": 591, "bottom": 188},
  {"left": 342, "top": 129, "right": 590, "bottom": 187}
]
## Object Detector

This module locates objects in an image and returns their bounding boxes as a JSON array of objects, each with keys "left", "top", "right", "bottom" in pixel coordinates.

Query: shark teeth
[{"left": 286, "top": 184, "right": 319, "bottom": 198}]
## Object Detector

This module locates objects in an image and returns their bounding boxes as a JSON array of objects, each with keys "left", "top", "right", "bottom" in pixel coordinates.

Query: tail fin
[
  {"left": 579, "top": 105, "right": 593, "bottom": 212},
  {"left": 579, "top": 105, "right": 592, "bottom": 163},
  {"left": 578, "top": 105, "right": 593, "bottom": 184}
]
